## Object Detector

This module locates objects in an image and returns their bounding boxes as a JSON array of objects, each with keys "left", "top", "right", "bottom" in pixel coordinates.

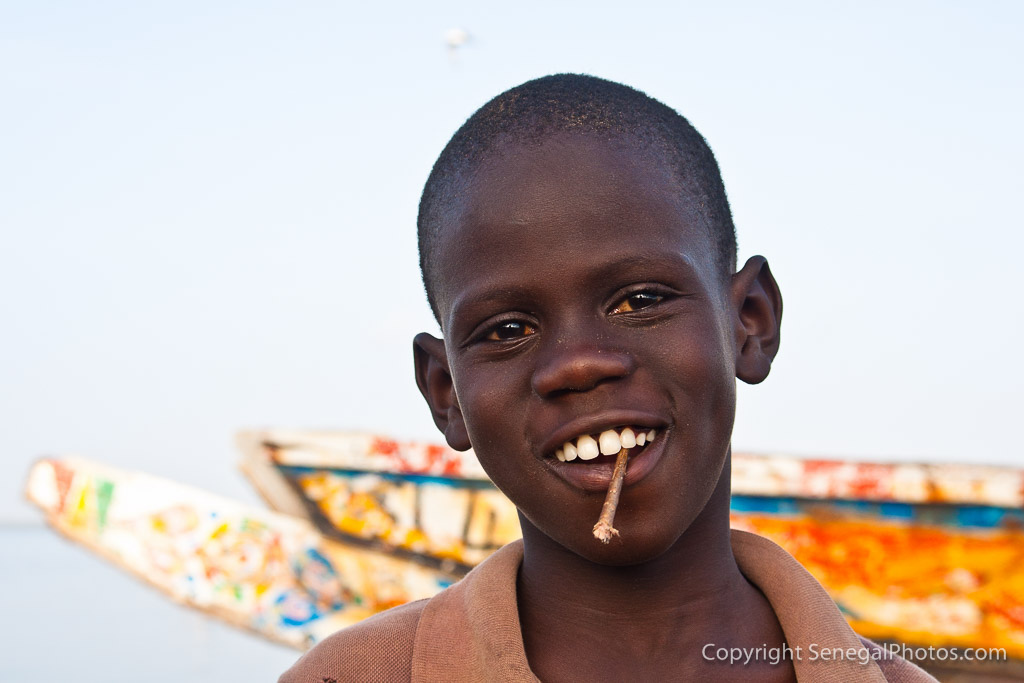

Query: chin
[{"left": 534, "top": 510, "right": 700, "bottom": 567}]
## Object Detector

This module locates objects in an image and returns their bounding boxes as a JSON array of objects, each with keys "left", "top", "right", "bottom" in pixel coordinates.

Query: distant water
[{"left": 1, "top": 526, "right": 299, "bottom": 682}]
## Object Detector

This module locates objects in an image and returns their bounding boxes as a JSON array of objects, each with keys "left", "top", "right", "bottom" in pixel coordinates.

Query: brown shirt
[{"left": 280, "top": 530, "right": 936, "bottom": 682}]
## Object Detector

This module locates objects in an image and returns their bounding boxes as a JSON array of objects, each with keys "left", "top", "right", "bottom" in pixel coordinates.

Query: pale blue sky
[{"left": 3, "top": 1, "right": 1022, "bottom": 522}]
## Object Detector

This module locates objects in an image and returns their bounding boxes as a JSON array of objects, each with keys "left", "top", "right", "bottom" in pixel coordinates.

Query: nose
[{"left": 531, "top": 335, "right": 635, "bottom": 398}]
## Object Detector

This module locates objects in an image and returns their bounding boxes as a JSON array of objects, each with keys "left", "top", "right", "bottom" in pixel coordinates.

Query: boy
[{"left": 281, "top": 75, "right": 934, "bottom": 682}]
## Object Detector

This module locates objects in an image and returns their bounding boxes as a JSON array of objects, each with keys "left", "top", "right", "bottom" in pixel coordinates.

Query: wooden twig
[{"left": 592, "top": 448, "right": 629, "bottom": 543}]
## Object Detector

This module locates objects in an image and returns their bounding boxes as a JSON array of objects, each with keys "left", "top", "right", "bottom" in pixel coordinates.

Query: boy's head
[
  {"left": 418, "top": 74, "right": 738, "bottom": 324},
  {"left": 413, "top": 74, "right": 781, "bottom": 565}
]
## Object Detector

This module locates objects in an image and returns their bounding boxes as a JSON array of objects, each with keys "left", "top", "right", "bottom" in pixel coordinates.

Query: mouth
[{"left": 542, "top": 422, "right": 668, "bottom": 492}]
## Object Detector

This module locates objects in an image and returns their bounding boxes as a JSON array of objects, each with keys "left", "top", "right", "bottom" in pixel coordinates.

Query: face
[{"left": 424, "top": 133, "right": 751, "bottom": 565}]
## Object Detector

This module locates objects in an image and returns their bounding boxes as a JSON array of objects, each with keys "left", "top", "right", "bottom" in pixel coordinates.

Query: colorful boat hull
[
  {"left": 25, "top": 457, "right": 458, "bottom": 649},
  {"left": 238, "top": 430, "right": 1024, "bottom": 660}
]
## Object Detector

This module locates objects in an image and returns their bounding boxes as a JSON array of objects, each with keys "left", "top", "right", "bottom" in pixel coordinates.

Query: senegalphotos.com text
[{"left": 703, "top": 643, "right": 1008, "bottom": 667}]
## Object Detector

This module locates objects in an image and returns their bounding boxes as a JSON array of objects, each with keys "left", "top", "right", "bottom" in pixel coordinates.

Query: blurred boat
[
  {"left": 238, "top": 430, "right": 1024, "bottom": 664},
  {"left": 24, "top": 456, "right": 457, "bottom": 649},
  {"left": 25, "top": 430, "right": 1024, "bottom": 677}
]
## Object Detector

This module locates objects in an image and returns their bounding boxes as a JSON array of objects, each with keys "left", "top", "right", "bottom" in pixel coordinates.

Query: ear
[
  {"left": 413, "top": 332, "right": 472, "bottom": 451},
  {"left": 730, "top": 256, "right": 783, "bottom": 384}
]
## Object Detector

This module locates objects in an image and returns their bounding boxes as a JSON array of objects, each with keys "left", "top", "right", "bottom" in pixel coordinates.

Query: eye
[
  {"left": 485, "top": 320, "right": 537, "bottom": 341},
  {"left": 610, "top": 291, "right": 664, "bottom": 314}
]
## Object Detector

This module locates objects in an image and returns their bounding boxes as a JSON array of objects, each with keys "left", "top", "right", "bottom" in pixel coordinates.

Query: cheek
[
  {"left": 690, "top": 354, "right": 737, "bottom": 450},
  {"left": 452, "top": 362, "right": 530, "bottom": 454},
  {"left": 650, "top": 321, "right": 737, "bottom": 456},
  {"left": 655, "top": 321, "right": 735, "bottom": 392}
]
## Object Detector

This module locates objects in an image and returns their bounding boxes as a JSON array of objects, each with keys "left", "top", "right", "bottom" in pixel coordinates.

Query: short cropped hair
[{"left": 417, "top": 73, "right": 737, "bottom": 321}]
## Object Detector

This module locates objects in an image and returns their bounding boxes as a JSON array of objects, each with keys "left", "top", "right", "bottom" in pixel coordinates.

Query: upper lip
[{"left": 538, "top": 411, "right": 669, "bottom": 458}]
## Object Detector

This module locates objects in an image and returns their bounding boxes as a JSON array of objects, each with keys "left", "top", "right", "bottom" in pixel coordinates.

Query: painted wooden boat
[
  {"left": 24, "top": 456, "right": 458, "bottom": 649},
  {"left": 238, "top": 430, "right": 1024, "bottom": 663}
]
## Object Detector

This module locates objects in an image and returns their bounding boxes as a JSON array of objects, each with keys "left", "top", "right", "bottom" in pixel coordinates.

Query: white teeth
[
  {"left": 598, "top": 430, "right": 621, "bottom": 455},
  {"left": 563, "top": 441, "right": 578, "bottom": 461},
  {"left": 555, "top": 426, "right": 658, "bottom": 461},
  {"left": 576, "top": 435, "right": 600, "bottom": 460}
]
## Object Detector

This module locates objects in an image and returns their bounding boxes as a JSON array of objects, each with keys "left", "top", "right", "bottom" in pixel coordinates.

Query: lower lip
[{"left": 542, "top": 433, "right": 668, "bottom": 493}]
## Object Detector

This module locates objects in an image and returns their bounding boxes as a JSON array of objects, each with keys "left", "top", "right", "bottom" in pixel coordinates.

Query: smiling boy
[{"left": 280, "top": 75, "right": 935, "bottom": 682}]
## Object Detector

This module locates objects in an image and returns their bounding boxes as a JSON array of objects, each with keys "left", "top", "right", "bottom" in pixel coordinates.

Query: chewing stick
[{"left": 592, "top": 447, "right": 629, "bottom": 543}]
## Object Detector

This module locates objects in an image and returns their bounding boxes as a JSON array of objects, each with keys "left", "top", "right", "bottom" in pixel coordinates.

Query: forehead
[{"left": 433, "top": 133, "right": 719, "bottom": 323}]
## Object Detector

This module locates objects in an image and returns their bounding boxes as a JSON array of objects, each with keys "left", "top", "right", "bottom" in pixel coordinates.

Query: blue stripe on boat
[{"left": 278, "top": 465, "right": 1024, "bottom": 530}]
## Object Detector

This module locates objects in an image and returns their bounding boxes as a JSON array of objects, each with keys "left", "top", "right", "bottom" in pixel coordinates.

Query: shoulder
[
  {"left": 859, "top": 637, "right": 939, "bottom": 683},
  {"left": 278, "top": 598, "right": 428, "bottom": 683},
  {"left": 731, "top": 531, "right": 938, "bottom": 682}
]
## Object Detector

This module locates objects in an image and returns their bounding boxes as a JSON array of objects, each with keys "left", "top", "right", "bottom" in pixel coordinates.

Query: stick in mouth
[{"left": 592, "top": 447, "right": 629, "bottom": 543}]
